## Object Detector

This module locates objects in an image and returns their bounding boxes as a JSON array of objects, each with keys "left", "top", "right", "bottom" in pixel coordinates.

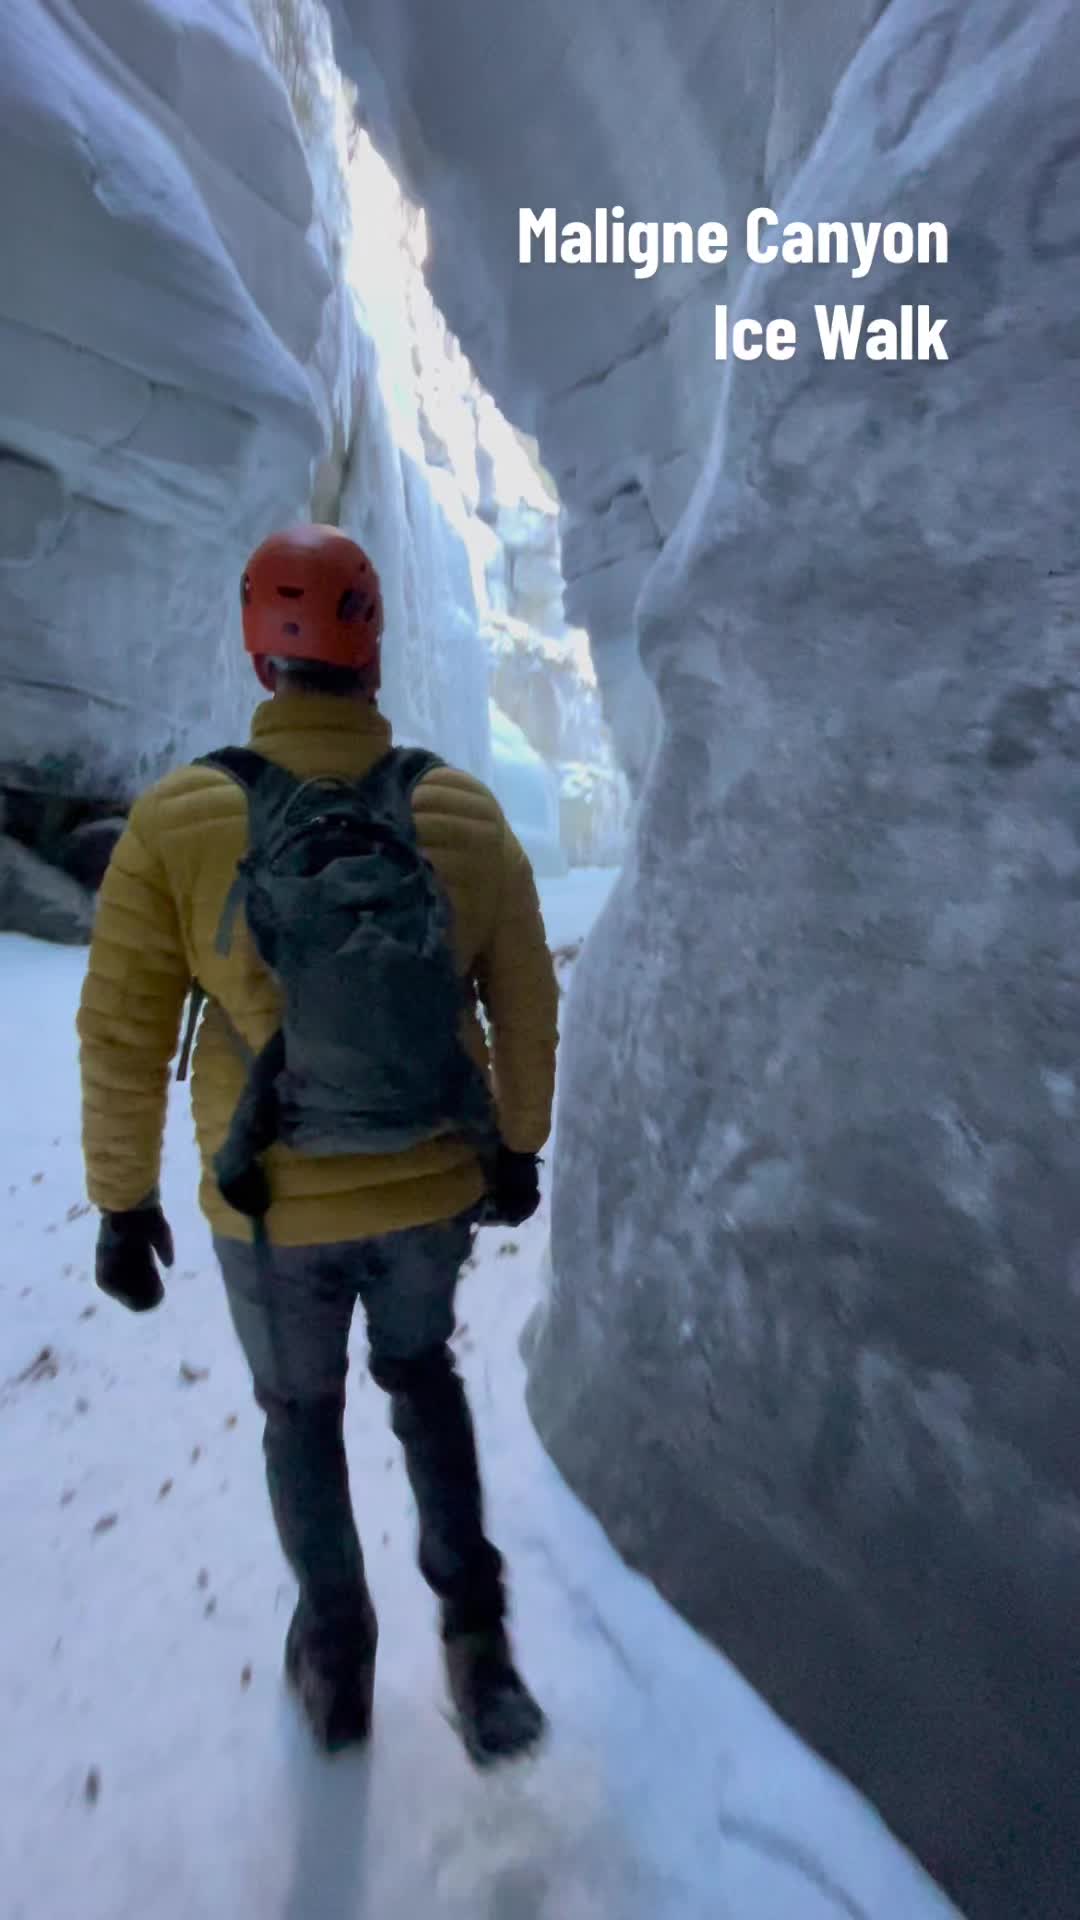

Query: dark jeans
[{"left": 214, "top": 1208, "right": 504, "bottom": 1645}]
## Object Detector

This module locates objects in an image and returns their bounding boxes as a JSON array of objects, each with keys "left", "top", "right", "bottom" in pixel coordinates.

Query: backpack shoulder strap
[
  {"left": 363, "top": 747, "right": 444, "bottom": 812},
  {"left": 391, "top": 747, "right": 445, "bottom": 796},
  {"left": 192, "top": 748, "right": 297, "bottom": 958},
  {"left": 194, "top": 746, "right": 277, "bottom": 792}
]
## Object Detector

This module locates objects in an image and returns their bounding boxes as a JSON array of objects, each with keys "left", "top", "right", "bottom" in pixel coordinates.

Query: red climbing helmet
[{"left": 240, "top": 523, "right": 384, "bottom": 673}]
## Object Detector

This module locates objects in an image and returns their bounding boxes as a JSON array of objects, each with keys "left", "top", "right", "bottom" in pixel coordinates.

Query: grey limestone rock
[
  {"left": 329, "top": 1, "right": 1080, "bottom": 1910},
  {"left": 0, "top": 834, "right": 95, "bottom": 944}
]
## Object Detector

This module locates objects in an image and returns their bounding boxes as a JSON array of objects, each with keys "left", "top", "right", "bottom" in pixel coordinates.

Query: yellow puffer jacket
[{"left": 77, "top": 694, "right": 559, "bottom": 1246}]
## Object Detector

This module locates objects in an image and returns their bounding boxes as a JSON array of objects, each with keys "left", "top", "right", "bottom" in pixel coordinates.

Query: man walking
[{"left": 77, "top": 524, "right": 559, "bottom": 1763}]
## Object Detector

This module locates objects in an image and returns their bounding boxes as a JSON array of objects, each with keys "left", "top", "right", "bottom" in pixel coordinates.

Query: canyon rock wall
[
  {"left": 0, "top": 0, "right": 500, "bottom": 832},
  {"left": 1, "top": 0, "right": 569, "bottom": 931},
  {"left": 0, "top": 0, "right": 328, "bottom": 806},
  {"left": 330, "top": 2, "right": 1080, "bottom": 1913}
]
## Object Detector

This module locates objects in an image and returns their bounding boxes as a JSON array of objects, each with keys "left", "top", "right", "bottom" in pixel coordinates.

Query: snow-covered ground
[
  {"left": 535, "top": 867, "right": 618, "bottom": 952},
  {"left": 0, "top": 872, "right": 956, "bottom": 1920}
]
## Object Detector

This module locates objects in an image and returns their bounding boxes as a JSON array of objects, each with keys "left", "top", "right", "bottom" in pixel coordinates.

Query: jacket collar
[{"left": 250, "top": 694, "right": 393, "bottom": 749}]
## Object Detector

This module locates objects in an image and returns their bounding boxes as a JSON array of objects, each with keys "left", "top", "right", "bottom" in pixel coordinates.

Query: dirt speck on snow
[
  {"left": 92, "top": 1513, "right": 118, "bottom": 1537},
  {"left": 13, "top": 1346, "right": 59, "bottom": 1385},
  {"left": 497, "top": 1242, "right": 520, "bottom": 1258},
  {"left": 224, "top": 1413, "right": 238, "bottom": 1429},
  {"left": 60, "top": 1489, "right": 76, "bottom": 1507},
  {"left": 78, "top": 1305, "right": 97, "bottom": 1321},
  {"left": 157, "top": 1479, "right": 173, "bottom": 1501},
  {"left": 32, "top": 1171, "right": 44, "bottom": 1185},
  {"left": 204, "top": 1598, "right": 217, "bottom": 1617},
  {"left": 191, "top": 1445, "right": 202, "bottom": 1464},
  {"left": 196, "top": 1569, "right": 210, "bottom": 1590},
  {"left": 75, "top": 1396, "right": 90, "bottom": 1414},
  {"left": 240, "top": 1664, "right": 253, "bottom": 1689},
  {"left": 66, "top": 1203, "right": 91, "bottom": 1223},
  {"left": 178, "top": 1361, "right": 209, "bottom": 1385},
  {"left": 84, "top": 1767, "right": 101, "bottom": 1806}
]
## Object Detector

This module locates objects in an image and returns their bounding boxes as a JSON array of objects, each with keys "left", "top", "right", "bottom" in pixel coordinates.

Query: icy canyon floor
[{"left": 1, "top": 869, "right": 957, "bottom": 1920}]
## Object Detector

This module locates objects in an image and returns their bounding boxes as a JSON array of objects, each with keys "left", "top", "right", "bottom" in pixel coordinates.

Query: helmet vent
[
  {"left": 277, "top": 586, "right": 304, "bottom": 598},
  {"left": 282, "top": 621, "right": 301, "bottom": 636},
  {"left": 337, "top": 588, "right": 376, "bottom": 622}
]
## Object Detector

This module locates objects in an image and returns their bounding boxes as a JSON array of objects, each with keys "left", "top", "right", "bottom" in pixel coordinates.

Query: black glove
[
  {"left": 95, "top": 1204, "right": 174, "bottom": 1313},
  {"left": 485, "top": 1146, "right": 542, "bottom": 1228}
]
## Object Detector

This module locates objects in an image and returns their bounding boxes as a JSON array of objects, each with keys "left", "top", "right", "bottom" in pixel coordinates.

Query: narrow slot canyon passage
[{"left": 2, "top": 3, "right": 1078, "bottom": 1917}]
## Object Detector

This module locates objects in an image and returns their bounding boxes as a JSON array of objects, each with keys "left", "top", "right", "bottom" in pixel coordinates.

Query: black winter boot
[
  {"left": 284, "top": 1594, "right": 379, "bottom": 1752},
  {"left": 444, "top": 1625, "right": 547, "bottom": 1768}
]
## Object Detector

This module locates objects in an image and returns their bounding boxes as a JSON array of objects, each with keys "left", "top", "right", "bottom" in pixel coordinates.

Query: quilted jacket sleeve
[
  {"left": 474, "top": 816, "right": 559, "bottom": 1155},
  {"left": 76, "top": 794, "right": 192, "bottom": 1213}
]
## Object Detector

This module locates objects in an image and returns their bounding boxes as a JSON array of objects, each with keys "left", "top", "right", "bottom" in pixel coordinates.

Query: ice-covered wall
[
  {"left": 0, "top": 0, "right": 328, "bottom": 804},
  {"left": 1, "top": 0, "right": 629, "bottom": 923},
  {"left": 488, "top": 702, "right": 566, "bottom": 881},
  {"left": 330, "top": 2, "right": 1080, "bottom": 1914},
  {"left": 487, "top": 615, "right": 629, "bottom": 867},
  {"left": 1, "top": 0, "right": 572, "bottom": 929}
]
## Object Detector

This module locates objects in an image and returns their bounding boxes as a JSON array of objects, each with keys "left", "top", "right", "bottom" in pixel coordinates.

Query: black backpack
[{"left": 178, "top": 745, "right": 497, "bottom": 1228}]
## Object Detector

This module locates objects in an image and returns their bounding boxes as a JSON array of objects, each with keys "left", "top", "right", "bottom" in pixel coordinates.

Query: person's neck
[{"left": 272, "top": 689, "right": 378, "bottom": 707}]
